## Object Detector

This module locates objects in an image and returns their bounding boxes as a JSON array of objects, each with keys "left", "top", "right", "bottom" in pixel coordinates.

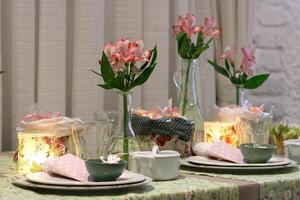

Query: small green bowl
[
  {"left": 240, "top": 143, "right": 276, "bottom": 163},
  {"left": 85, "top": 159, "right": 125, "bottom": 182}
]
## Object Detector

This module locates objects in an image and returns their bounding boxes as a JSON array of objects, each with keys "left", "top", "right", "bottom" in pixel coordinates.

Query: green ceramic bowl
[
  {"left": 240, "top": 143, "right": 276, "bottom": 163},
  {"left": 85, "top": 159, "right": 125, "bottom": 182}
]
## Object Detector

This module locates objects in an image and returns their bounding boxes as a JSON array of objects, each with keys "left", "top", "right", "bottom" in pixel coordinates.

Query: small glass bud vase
[
  {"left": 108, "top": 92, "right": 140, "bottom": 163},
  {"left": 235, "top": 84, "right": 245, "bottom": 106}
]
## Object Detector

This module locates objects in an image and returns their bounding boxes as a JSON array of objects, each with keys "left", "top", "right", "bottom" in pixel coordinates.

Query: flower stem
[
  {"left": 122, "top": 93, "right": 129, "bottom": 162},
  {"left": 182, "top": 59, "right": 191, "bottom": 116}
]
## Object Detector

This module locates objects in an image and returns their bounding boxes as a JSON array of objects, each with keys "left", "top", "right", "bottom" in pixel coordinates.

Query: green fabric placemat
[
  {"left": 0, "top": 154, "right": 239, "bottom": 200},
  {"left": 182, "top": 166, "right": 300, "bottom": 200}
]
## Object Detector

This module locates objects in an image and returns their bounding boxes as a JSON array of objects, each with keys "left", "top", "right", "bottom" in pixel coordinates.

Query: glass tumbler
[{"left": 82, "top": 112, "right": 114, "bottom": 159}]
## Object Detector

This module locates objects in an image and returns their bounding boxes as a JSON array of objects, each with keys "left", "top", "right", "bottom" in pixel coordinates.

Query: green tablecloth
[
  {"left": 0, "top": 153, "right": 239, "bottom": 200},
  {"left": 3, "top": 152, "right": 300, "bottom": 200}
]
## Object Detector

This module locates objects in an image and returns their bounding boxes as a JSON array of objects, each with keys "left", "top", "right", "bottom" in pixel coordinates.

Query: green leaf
[
  {"left": 196, "top": 32, "right": 204, "bottom": 47},
  {"left": 149, "top": 46, "right": 157, "bottom": 67},
  {"left": 192, "top": 32, "right": 211, "bottom": 59},
  {"left": 0, "top": 71, "right": 5, "bottom": 74},
  {"left": 112, "top": 72, "right": 125, "bottom": 90},
  {"left": 176, "top": 32, "right": 186, "bottom": 43},
  {"left": 128, "top": 64, "right": 156, "bottom": 90},
  {"left": 205, "top": 37, "right": 213, "bottom": 46},
  {"left": 230, "top": 72, "right": 245, "bottom": 85},
  {"left": 89, "top": 69, "right": 102, "bottom": 77},
  {"left": 207, "top": 60, "right": 230, "bottom": 79},
  {"left": 193, "top": 45, "right": 209, "bottom": 59},
  {"left": 100, "top": 51, "right": 114, "bottom": 83},
  {"left": 97, "top": 81, "right": 114, "bottom": 89},
  {"left": 176, "top": 32, "right": 186, "bottom": 52},
  {"left": 177, "top": 33, "right": 191, "bottom": 59},
  {"left": 140, "top": 61, "right": 149, "bottom": 71},
  {"left": 244, "top": 74, "right": 270, "bottom": 89},
  {"left": 176, "top": 32, "right": 186, "bottom": 40},
  {"left": 225, "top": 60, "right": 230, "bottom": 72},
  {"left": 188, "top": 43, "right": 196, "bottom": 58},
  {"left": 139, "top": 46, "right": 157, "bottom": 73}
]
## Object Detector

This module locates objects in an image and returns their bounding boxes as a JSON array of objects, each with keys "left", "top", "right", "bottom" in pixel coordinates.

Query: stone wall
[{"left": 248, "top": 0, "right": 300, "bottom": 122}]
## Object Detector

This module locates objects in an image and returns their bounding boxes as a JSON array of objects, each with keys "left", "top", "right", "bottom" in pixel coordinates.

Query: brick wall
[{"left": 248, "top": 0, "right": 300, "bottom": 122}]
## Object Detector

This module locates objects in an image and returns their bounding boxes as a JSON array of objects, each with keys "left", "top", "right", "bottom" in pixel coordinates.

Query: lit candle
[{"left": 204, "top": 121, "right": 239, "bottom": 147}]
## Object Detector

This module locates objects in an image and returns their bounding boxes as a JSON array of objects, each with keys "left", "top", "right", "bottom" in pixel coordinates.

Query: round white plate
[
  {"left": 26, "top": 171, "right": 145, "bottom": 186},
  {"left": 187, "top": 156, "right": 291, "bottom": 167},
  {"left": 181, "top": 159, "right": 297, "bottom": 172},
  {"left": 13, "top": 176, "right": 152, "bottom": 191}
]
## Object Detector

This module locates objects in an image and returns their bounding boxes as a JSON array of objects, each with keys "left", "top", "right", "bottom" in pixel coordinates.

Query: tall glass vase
[
  {"left": 108, "top": 92, "right": 140, "bottom": 163},
  {"left": 174, "top": 59, "right": 204, "bottom": 143},
  {"left": 235, "top": 85, "right": 245, "bottom": 106}
]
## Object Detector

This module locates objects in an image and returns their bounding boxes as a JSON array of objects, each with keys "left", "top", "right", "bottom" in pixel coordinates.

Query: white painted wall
[{"left": 248, "top": 0, "right": 300, "bottom": 122}]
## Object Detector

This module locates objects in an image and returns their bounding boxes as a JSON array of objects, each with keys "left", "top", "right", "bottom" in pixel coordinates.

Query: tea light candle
[
  {"left": 18, "top": 132, "right": 67, "bottom": 174},
  {"left": 204, "top": 121, "right": 239, "bottom": 147}
]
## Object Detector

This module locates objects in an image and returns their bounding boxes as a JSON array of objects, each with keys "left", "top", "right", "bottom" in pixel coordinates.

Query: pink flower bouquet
[
  {"left": 92, "top": 38, "right": 157, "bottom": 91},
  {"left": 208, "top": 46, "right": 270, "bottom": 105},
  {"left": 173, "top": 13, "right": 220, "bottom": 59}
]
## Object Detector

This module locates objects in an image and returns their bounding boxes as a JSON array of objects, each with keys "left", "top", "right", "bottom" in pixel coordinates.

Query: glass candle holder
[
  {"left": 17, "top": 116, "right": 85, "bottom": 174},
  {"left": 204, "top": 121, "right": 239, "bottom": 147},
  {"left": 18, "top": 132, "right": 68, "bottom": 174},
  {"left": 235, "top": 112, "right": 272, "bottom": 144}
]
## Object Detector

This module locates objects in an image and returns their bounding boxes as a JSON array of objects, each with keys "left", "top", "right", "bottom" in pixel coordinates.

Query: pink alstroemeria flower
[
  {"left": 102, "top": 38, "right": 152, "bottom": 72},
  {"left": 172, "top": 13, "right": 202, "bottom": 37},
  {"left": 220, "top": 45, "right": 237, "bottom": 61},
  {"left": 241, "top": 47, "right": 256, "bottom": 76},
  {"left": 249, "top": 105, "right": 264, "bottom": 113},
  {"left": 201, "top": 17, "right": 221, "bottom": 38}
]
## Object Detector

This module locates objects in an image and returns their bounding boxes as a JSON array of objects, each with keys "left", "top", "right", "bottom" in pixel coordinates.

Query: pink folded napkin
[
  {"left": 205, "top": 141, "right": 244, "bottom": 163},
  {"left": 47, "top": 154, "right": 89, "bottom": 182}
]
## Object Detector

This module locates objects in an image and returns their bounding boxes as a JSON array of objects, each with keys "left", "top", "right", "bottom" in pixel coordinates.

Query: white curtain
[
  {"left": 210, "top": 0, "right": 256, "bottom": 106},
  {"left": 0, "top": 0, "right": 217, "bottom": 150}
]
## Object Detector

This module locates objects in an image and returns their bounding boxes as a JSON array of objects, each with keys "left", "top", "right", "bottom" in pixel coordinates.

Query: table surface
[{"left": 1, "top": 152, "right": 300, "bottom": 200}]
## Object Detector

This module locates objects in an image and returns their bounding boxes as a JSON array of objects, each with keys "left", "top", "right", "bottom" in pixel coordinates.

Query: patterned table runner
[
  {"left": 183, "top": 173, "right": 260, "bottom": 200},
  {"left": 181, "top": 166, "right": 300, "bottom": 200},
  {"left": 0, "top": 153, "right": 239, "bottom": 200}
]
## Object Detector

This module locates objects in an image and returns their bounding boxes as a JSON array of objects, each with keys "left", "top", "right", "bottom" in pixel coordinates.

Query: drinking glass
[{"left": 82, "top": 111, "right": 114, "bottom": 159}]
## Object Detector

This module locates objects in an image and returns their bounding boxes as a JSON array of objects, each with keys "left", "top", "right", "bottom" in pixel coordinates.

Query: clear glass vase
[
  {"left": 174, "top": 59, "right": 204, "bottom": 143},
  {"left": 235, "top": 85, "right": 245, "bottom": 106},
  {"left": 107, "top": 92, "right": 140, "bottom": 163}
]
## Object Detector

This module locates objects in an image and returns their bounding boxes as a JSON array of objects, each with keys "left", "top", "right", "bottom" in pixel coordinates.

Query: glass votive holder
[
  {"left": 235, "top": 112, "right": 272, "bottom": 144},
  {"left": 18, "top": 132, "right": 69, "bottom": 174}
]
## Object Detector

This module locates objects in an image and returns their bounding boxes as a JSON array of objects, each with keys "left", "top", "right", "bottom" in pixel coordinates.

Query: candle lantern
[
  {"left": 18, "top": 132, "right": 68, "bottom": 174},
  {"left": 17, "top": 114, "right": 84, "bottom": 174},
  {"left": 204, "top": 121, "right": 239, "bottom": 147}
]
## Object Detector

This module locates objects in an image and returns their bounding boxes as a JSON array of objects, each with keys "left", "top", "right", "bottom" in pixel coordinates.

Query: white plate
[
  {"left": 187, "top": 156, "right": 291, "bottom": 167},
  {"left": 13, "top": 176, "right": 152, "bottom": 191},
  {"left": 26, "top": 171, "right": 145, "bottom": 186},
  {"left": 181, "top": 159, "right": 298, "bottom": 172}
]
